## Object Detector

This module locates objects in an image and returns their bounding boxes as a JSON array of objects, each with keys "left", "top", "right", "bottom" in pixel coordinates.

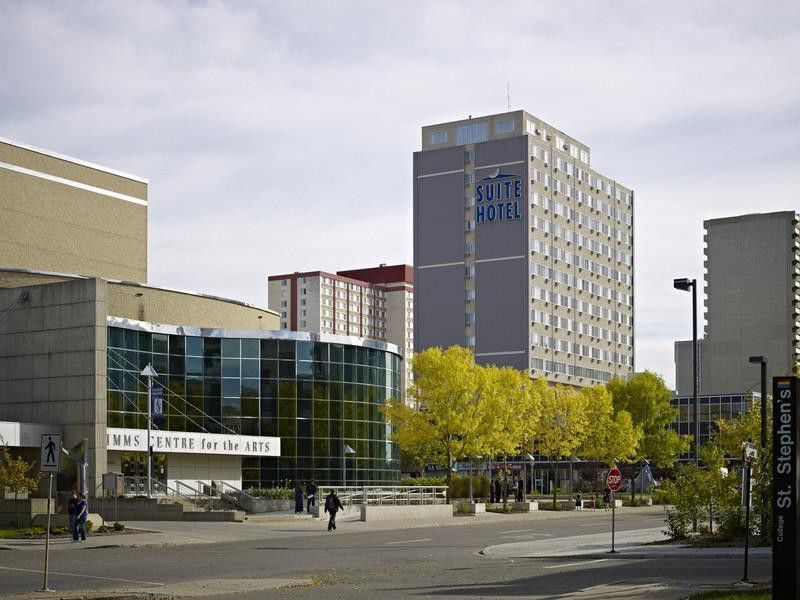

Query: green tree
[
  {"left": 535, "top": 384, "right": 589, "bottom": 509},
  {"left": 0, "top": 441, "right": 42, "bottom": 528},
  {"left": 607, "top": 371, "right": 688, "bottom": 467},
  {"left": 577, "top": 385, "right": 641, "bottom": 489},
  {"left": 383, "top": 346, "right": 484, "bottom": 503}
]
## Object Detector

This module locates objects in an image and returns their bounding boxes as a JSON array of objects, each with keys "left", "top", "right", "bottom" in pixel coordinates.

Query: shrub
[
  {"left": 664, "top": 507, "right": 690, "bottom": 540},
  {"left": 97, "top": 525, "right": 110, "bottom": 534},
  {"left": 249, "top": 487, "right": 294, "bottom": 499},
  {"left": 717, "top": 506, "right": 746, "bottom": 541},
  {"left": 401, "top": 476, "right": 446, "bottom": 487},
  {"left": 113, "top": 522, "right": 125, "bottom": 531}
]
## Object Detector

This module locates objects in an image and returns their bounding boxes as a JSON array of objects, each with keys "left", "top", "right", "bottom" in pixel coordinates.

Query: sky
[{"left": 1, "top": 1, "right": 799, "bottom": 388}]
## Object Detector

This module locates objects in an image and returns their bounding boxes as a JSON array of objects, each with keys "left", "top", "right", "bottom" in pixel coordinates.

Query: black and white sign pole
[
  {"left": 741, "top": 441, "right": 757, "bottom": 583},
  {"left": 772, "top": 377, "right": 800, "bottom": 598},
  {"left": 40, "top": 434, "right": 61, "bottom": 592},
  {"left": 141, "top": 364, "right": 158, "bottom": 498}
]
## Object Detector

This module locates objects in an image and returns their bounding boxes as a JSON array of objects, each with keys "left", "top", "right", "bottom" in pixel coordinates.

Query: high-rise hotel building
[{"left": 413, "top": 110, "right": 634, "bottom": 385}]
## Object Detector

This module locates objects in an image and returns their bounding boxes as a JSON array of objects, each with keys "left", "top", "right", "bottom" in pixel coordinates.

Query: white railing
[{"left": 318, "top": 486, "right": 447, "bottom": 506}]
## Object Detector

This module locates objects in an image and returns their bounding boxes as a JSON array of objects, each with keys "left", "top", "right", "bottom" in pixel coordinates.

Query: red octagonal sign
[{"left": 606, "top": 467, "right": 622, "bottom": 492}]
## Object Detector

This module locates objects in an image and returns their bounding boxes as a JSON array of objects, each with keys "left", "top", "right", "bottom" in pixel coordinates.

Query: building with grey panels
[
  {"left": 675, "top": 211, "right": 800, "bottom": 396},
  {"left": 414, "top": 111, "right": 634, "bottom": 385}
]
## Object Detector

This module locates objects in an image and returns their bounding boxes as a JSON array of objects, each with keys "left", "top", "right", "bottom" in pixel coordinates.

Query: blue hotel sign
[{"left": 475, "top": 171, "right": 522, "bottom": 224}]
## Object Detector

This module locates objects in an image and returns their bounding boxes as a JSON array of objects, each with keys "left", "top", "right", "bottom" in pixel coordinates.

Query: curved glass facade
[{"left": 106, "top": 321, "right": 401, "bottom": 487}]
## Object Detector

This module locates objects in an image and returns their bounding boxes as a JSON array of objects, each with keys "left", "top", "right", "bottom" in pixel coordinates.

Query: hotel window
[
  {"left": 456, "top": 121, "right": 489, "bottom": 145},
  {"left": 495, "top": 119, "right": 515, "bottom": 134},
  {"left": 280, "top": 301, "right": 287, "bottom": 307},
  {"left": 526, "top": 120, "right": 538, "bottom": 135},
  {"left": 465, "top": 312, "right": 476, "bottom": 325},
  {"left": 281, "top": 280, "right": 288, "bottom": 286},
  {"left": 465, "top": 219, "right": 475, "bottom": 231},
  {"left": 465, "top": 266, "right": 475, "bottom": 278},
  {"left": 464, "top": 149, "right": 474, "bottom": 162},
  {"left": 465, "top": 242, "right": 475, "bottom": 255},
  {"left": 430, "top": 130, "right": 447, "bottom": 145}
]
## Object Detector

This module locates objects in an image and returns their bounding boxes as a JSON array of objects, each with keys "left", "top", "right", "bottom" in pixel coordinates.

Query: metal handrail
[{"left": 317, "top": 485, "right": 447, "bottom": 506}]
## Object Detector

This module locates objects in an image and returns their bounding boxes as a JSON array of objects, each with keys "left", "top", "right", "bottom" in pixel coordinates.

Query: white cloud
[{"left": 2, "top": 0, "right": 799, "bottom": 387}]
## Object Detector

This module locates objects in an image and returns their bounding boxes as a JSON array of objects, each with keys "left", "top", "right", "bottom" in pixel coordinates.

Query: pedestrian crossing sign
[{"left": 40, "top": 434, "right": 61, "bottom": 473}]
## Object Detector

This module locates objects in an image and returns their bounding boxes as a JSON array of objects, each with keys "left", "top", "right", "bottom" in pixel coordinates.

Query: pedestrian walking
[
  {"left": 493, "top": 477, "right": 501, "bottom": 504},
  {"left": 575, "top": 492, "right": 582, "bottom": 511},
  {"left": 294, "top": 482, "right": 304, "bottom": 513},
  {"left": 306, "top": 481, "right": 317, "bottom": 513},
  {"left": 74, "top": 493, "right": 88, "bottom": 542},
  {"left": 324, "top": 489, "right": 344, "bottom": 531},
  {"left": 591, "top": 493, "right": 598, "bottom": 511},
  {"left": 516, "top": 479, "right": 524, "bottom": 502},
  {"left": 602, "top": 487, "right": 611, "bottom": 511},
  {"left": 67, "top": 490, "right": 79, "bottom": 541}
]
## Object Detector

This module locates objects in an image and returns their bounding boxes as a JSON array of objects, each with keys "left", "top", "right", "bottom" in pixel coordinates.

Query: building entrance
[{"left": 121, "top": 452, "right": 167, "bottom": 495}]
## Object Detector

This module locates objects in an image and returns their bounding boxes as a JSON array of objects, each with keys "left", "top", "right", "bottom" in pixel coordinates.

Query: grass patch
[
  {"left": 683, "top": 589, "right": 770, "bottom": 599},
  {"left": 0, "top": 526, "right": 48, "bottom": 539}
]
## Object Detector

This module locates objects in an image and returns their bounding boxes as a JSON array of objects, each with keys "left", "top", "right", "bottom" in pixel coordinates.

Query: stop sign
[{"left": 607, "top": 467, "right": 622, "bottom": 492}]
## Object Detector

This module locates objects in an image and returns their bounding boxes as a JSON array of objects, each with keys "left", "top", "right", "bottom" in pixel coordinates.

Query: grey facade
[
  {"left": 675, "top": 211, "right": 800, "bottom": 395},
  {"left": 414, "top": 111, "right": 635, "bottom": 384}
]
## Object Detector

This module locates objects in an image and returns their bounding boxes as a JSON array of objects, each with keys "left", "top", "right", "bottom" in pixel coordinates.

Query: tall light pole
[
  {"left": 343, "top": 443, "right": 356, "bottom": 490},
  {"left": 748, "top": 356, "right": 768, "bottom": 451},
  {"left": 141, "top": 363, "right": 158, "bottom": 498},
  {"left": 674, "top": 277, "right": 699, "bottom": 465}
]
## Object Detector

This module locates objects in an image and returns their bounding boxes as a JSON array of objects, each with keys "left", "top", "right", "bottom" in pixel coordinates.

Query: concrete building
[
  {"left": 268, "top": 265, "right": 413, "bottom": 401},
  {"left": 414, "top": 110, "right": 634, "bottom": 385},
  {"left": 0, "top": 136, "right": 147, "bottom": 282},
  {"left": 675, "top": 211, "right": 800, "bottom": 396},
  {"left": 0, "top": 138, "right": 401, "bottom": 496}
]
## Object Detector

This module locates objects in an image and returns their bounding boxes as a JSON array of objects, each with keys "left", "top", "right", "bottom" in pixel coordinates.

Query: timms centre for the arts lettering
[{"left": 106, "top": 427, "right": 280, "bottom": 457}]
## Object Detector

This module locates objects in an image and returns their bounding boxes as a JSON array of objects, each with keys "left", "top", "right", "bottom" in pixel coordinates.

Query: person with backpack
[
  {"left": 324, "top": 489, "right": 344, "bottom": 531},
  {"left": 67, "top": 490, "right": 79, "bottom": 542}
]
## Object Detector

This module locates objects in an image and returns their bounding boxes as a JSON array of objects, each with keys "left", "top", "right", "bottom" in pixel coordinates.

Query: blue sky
[{"left": 2, "top": 1, "right": 799, "bottom": 387}]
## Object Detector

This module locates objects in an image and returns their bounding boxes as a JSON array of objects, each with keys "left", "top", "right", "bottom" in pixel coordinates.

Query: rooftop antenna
[{"left": 507, "top": 82, "right": 510, "bottom": 111}]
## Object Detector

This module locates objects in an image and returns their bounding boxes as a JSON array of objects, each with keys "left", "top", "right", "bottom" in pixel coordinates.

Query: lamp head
[
  {"left": 748, "top": 355, "right": 765, "bottom": 364},
  {"left": 673, "top": 278, "right": 693, "bottom": 291}
]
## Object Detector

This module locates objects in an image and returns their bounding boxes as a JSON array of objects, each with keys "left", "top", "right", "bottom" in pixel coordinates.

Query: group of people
[
  {"left": 66, "top": 490, "right": 89, "bottom": 542},
  {"left": 489, "top": 476, "right": 526, "bottom": 503},
  {"left": 293, "top": 481, "right": 344, "bottom": 532}
]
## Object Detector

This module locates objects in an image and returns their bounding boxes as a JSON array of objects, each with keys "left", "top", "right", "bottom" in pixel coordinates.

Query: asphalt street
[{"left": 0, "top": 507, "right": 771, "bottom": 599}]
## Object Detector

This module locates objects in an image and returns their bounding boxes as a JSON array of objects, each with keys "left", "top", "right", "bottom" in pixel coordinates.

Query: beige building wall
[
  {"left": 0, "top": 278, "right": 109, "bottom": 494},
  {"left": 675, "top": 212, "right": 799, "bottom": 395},
  {"left": 0, "top": 138, "right": 148, "bottom": 283}
]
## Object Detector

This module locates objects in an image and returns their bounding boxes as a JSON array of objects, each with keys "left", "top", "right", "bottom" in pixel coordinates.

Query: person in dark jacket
[
  {"left": 67, "top": 490, "right": 79, "bottom": 541},
  {"left": 324, "top": 489, "right": 344, "bottom": 531},
  {"left": 306, "top": 481, "right": 317, "bottom": 513},
  {"left": 294, "top": 483, "right": 304, "bottom": 513},
  {"left": 493, "top": 477, "right": 501, "bottom": 504},
  {"left": 74, "top": 493, "right": 88, "bottom": 542}
]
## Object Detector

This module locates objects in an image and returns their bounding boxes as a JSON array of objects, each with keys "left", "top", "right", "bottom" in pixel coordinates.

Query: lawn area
[
  {"left": 683, "top": 589, "right": 771, "bottom": 599},
  {"left": 0, "top": 526, "right": 48, "bottom": 539}
]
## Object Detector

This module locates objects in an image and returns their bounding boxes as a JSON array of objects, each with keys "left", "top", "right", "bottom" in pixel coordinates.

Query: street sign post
[
  {"left": 607, "top": 467, "right": 622, "bottom": 554},
  {"left": 772, "top": 377, "right": 800, "bottom": 598},
  {"left": 39, "top": 434, "right": 61, "bottom": 592}
]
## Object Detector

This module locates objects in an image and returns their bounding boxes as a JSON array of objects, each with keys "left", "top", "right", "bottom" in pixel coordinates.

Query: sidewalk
[
  {"left": 0, "top": 504, "right": 697, "bottom": 554},
  {"left": 481, "top": 525, "right": 773, "bottom": 560}
]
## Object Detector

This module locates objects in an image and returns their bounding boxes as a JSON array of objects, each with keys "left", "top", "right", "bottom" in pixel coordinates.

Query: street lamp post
[
  {"left": 140, "top": 364, "right": 158, "bottom": 498},
  {"left": 674, "top": 277, "right": 699, "bottom": 465},
  {"left": 526, "top": 453, "right": 535, "bottom": 502},
  {"left": 748, "top": 355, "right": 767, "bottom": 538},
  {"left": 343, "top": 444, "right": 356, "bottom": 490}
]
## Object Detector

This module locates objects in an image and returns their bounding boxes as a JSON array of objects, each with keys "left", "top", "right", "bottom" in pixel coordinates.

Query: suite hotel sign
[
  {"left": 107, "top": 428, "right": 280, "bottom": 457},
  {"left": 475, "top": 170, "right": 522, "bottom": 225}
]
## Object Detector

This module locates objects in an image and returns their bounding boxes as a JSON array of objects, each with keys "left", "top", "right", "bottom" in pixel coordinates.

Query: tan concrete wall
[
  {"left": 0, "top": 278, "right": 108, "bottom": 495},
  {"left": 108, "top": 283, "right": 279, "bottom": 330},
  {"left": 0, "top": 141, "right": 147, "bottom": 200},
  {"left": 0, "top": 151, "right": 147, "bottom": 282}
]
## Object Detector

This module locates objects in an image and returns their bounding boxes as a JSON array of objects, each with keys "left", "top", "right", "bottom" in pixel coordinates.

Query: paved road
[{"left": 0, "top": 507, "right": 771, "bottom": 599}]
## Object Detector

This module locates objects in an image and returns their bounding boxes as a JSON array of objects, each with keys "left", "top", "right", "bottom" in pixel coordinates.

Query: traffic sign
[
  {"left": 40, "top": 434, "right": 61, "bottom": 473},
  {"left": 607, "top": 467, "right": 622, "bottom": 492}
]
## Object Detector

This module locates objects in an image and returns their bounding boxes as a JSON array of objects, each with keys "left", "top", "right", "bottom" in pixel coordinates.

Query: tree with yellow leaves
[
  {"left": 577, "top": 385, "right": 641, "bottom": 490},
  {"left": 382, "top": 346, "right": 485, "bottom": 502},
  {"left": 535, "top": 384, "right": 589, "bottom": 509}
]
